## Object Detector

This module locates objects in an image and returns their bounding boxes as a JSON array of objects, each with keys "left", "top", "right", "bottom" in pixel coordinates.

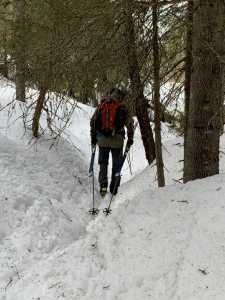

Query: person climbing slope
[{"left": 90, "top": 88, "right": 134, "bottom": 197}]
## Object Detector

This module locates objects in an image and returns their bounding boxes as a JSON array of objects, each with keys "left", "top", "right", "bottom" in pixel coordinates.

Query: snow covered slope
[
  {"left": 1, "top": 77, "right": 225, "bottom": 300},
  {"left": 3, "top": 169, "right": 225, "bottom": 300}
]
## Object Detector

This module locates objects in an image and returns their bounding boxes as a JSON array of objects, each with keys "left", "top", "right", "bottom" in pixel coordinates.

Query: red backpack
[{"left": 96, "top": 97, "right": 120, "bottom": 137}]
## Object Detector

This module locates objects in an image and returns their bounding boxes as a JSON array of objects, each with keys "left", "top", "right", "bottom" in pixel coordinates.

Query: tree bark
[
  {"left": 183, "top": 0, "right": 193, "bottom": 182},
  {"left": 184, "top": 0, "right": 225, "bottom": 182},
  {"left": 32, "top": 88, "right": 47, "bottom": 138},
  {"left": 152, "top": 0, "right": 165, "bottom": 187},
  {"left": 15, "top": 0, "right": 26, "bottom": 102},
  {"left": 123, "top": 0, "right": 155, "bottom": 164}
]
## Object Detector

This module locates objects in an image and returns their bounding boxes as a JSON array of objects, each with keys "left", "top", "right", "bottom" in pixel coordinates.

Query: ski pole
[
  {"left": 89, "top": 145, "right": 96, "bottom": 177},
  {"left": 88, "top": 145, "right": 99, "bottom": 215}
]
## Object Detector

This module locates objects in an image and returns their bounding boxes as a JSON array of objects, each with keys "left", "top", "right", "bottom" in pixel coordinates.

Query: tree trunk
[
  {"left": 123, "top": 0, "right": 155, "bottom": 164},
  {"left": 15, "top": 0, "right": 26, "bottom": 102},
  {"left": 32, "top": 88, "right": 47, "bottom": 138},
  {"left": 220, "top": 104, "right": 224, "bottom": 135},
  {"left": 1, "top": 31, "right": 9, "bottom": 79},
  {"left": 183, "top": 0, "right": 193, "bottom": 182},
  {"left": 184, "top": 0, "right": 225, "bottom": 182},
  {"left": 152, "top": 0, "right": 165, "bottom": 187}
]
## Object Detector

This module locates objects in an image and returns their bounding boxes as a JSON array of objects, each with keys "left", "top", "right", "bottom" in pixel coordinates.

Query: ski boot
[{"left": 100, "top": 183, "right": 107, "bottom": 198}]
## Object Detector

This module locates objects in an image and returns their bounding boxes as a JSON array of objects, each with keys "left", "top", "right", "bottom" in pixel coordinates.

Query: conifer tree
[{"left": 184, "top": 0, "right": 225, "bottom": 182}]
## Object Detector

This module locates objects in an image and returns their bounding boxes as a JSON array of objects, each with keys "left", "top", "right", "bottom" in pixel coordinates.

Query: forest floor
[{"left": 1, "top": 77, "right": 225, "bottom": 299}]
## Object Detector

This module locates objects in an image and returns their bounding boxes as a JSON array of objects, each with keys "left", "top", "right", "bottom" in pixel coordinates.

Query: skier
[{"left": 90, "top": 88, "right": 134, "bottom": 197}]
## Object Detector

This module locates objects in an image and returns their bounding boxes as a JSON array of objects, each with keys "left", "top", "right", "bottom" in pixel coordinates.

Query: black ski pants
[{"left": 98, "top": 146, "right": 123, "bottom": 194}]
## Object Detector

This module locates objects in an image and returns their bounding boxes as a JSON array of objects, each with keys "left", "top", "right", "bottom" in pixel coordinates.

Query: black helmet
[{"left": 110, "top": 88, "right": 126, "bottom": 101}]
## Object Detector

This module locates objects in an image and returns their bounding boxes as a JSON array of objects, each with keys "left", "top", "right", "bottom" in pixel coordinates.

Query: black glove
[{"left": 127, "top": 139, "right": 133, "bottom": 148}]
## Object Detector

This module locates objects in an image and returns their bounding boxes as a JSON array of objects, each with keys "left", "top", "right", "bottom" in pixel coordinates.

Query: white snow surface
[{"left": 1, "top": 77, "right": 225, "bottom": 299}]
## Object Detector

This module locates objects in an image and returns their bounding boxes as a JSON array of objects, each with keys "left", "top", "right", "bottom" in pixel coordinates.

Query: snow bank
[{"left": 0, "top": 131, "right": 94, "bottom": 284}]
